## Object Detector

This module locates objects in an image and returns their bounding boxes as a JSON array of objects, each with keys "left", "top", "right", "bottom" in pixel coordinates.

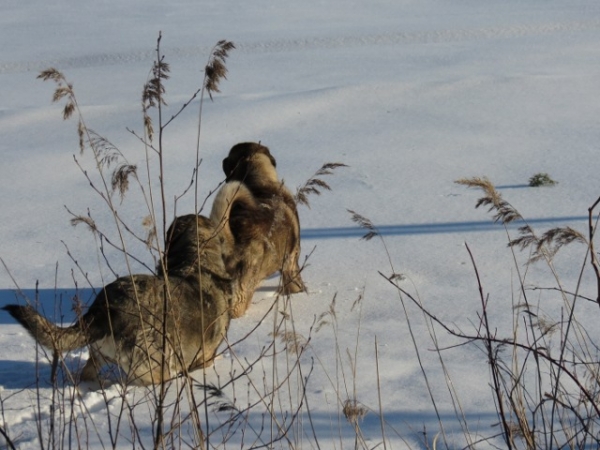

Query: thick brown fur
[
  {"left": 3, "top": 215, "right": 232, "bottom": 385},
  {"left": 210, "top": 142, "right": 305, "bottom": 318}
]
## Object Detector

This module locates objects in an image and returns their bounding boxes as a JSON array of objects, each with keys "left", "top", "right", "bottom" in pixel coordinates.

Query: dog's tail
[
  {"left": 3, "top": 304, "right": 89, "bottom": 352},
  {"left": 210, "top": 181, "right": 258, "bottom": 244}
]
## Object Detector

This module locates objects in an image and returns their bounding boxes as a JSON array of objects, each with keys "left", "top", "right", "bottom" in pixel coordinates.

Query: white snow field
[{"left": 2, "top": 0, "right": 600, "bottom": 448}]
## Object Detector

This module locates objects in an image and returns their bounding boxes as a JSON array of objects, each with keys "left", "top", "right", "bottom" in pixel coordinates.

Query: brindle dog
[{"left": 4, "top": 215, "right": 232, "bottom": 385}]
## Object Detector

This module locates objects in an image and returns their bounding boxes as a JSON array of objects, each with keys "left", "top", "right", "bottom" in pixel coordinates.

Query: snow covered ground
[{"left": 2, "top": 0, "right": 600, "bottom": 448}]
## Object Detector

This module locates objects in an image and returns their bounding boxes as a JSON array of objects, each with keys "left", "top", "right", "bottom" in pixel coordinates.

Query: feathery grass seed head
[
  {"left": 38, "top": 68, "right": 64, "bottom": 82},
  {"left": 38, "top": 68, "right": 77, "bottom": 120},
  {"left": 205, "top": 40, "right": 235, "bottom": 100},
  {"left": 77, "top": 120, "right": 85, "bottom": 154},
  {"left": 316, "top": 293, "right": 338, "bottom": 333},
  {"left": 70, "top": 215, "right": 98, "bottom": 233},
  {"left": 510, "top": 226, "right": 586, "bottom": 263},
  {"left": 343, "top": 399, "right": 368, "bottom": 425},
  {"left": 272, "top": 330, "right": 307, "bottom": 355},
  {"left": 455, "top": 177, "right": 523, "bottom": 224},
  {"left": 111, "top": 164, "right": 137, "bottom": 201},
  {"left": 141, "top": 57, "right": 171, "bottom": 141},
  {"left": 348, "top": 209, "right": 378, "bottom": 240},
  {"left": 295, "top": 162, "right": 347, "bottom": 207}
]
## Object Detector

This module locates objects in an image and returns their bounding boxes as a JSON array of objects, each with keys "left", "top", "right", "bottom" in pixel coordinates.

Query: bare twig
[{"left": 587, "top": 195, "right": 600, "bottom": 305}]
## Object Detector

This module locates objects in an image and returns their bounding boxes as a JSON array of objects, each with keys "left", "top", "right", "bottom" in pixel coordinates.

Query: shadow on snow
[
  {"left": 0, "top": 214, "right": 587, "bottom": 318},
  {"left": 301, "top": 215, "right": 587, "bottom": 240}
]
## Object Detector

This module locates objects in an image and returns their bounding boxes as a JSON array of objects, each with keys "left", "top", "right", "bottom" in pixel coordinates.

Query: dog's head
[{"left": 222, "top": 142, "right": 277, "bottom": 183}]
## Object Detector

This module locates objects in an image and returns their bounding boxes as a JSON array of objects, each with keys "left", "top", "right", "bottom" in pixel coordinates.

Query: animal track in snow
[{"left": 1, "top": 19, "right": 599, "bottom": 75}]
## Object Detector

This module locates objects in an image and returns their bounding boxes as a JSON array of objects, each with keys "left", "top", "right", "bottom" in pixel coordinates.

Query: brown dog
[
  {"left": 4, "top": 215, "right": 232, "bottom": 385},
  {"left": 210, "top": 142, "right": 305, "bottom": 318}
]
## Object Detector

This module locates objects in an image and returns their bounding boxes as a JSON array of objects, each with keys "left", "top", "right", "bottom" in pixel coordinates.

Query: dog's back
[{"left": 162, "top": 214, "right": 230, "bottom": 280}]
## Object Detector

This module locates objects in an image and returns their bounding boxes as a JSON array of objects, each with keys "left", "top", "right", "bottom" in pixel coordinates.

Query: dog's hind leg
[
  {"left": 230, "top": 280, "right": 252, "bottom": 318},
  {"left": 279, "top": 248, "right": 306, "bottom": 295},
  {"left": 80, "top": 346, "right": 108, "bottom": 383}
]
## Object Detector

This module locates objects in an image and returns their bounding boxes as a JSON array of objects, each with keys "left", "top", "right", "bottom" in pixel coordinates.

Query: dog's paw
[{"left": 279, "top": 277, "right": 306, "bottom": 295}]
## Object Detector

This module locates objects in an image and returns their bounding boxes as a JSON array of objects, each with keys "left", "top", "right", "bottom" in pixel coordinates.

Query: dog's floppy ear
[{"left": 222, "top": 156, "right": 234, "bottom": 178}]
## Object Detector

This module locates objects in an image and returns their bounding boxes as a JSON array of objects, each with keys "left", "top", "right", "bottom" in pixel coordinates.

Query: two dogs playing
[{"left": 3, "top": 143, "right": 305, "bottom": 385}]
